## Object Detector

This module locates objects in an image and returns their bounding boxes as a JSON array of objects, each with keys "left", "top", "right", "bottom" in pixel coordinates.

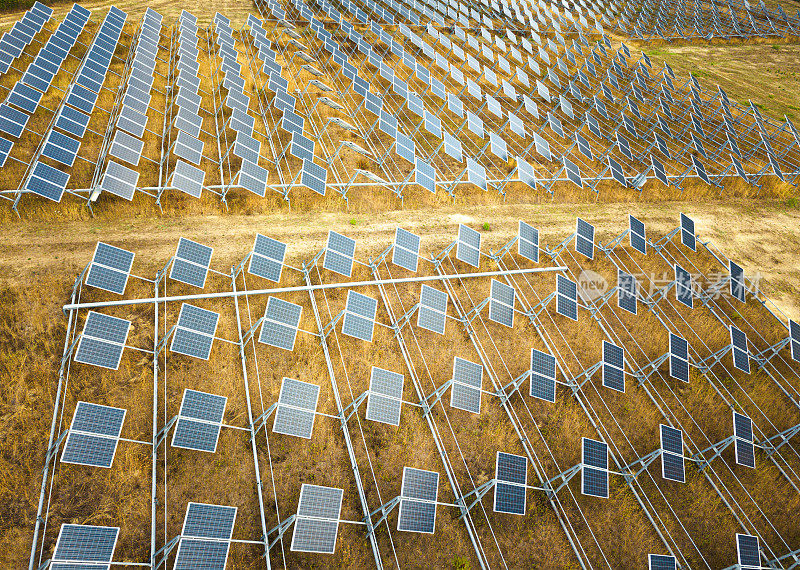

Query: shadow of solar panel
[
  {"left": 100, "top": 160, "right": 139, "bottom": 201},
  {"left": 74, "top": 311, "right": 130, "bottom": 370},
  {"left": 489, "top": 279, "right": 515, "bottom": 327},
  {"left": 680, "top": 213, "right": 696, "bottom": 251},
  {"left": 648, "top": 554, "right": 676, "bottom": 570},
  {"left": 737, "top": 534, "right": 761, "bottom": 568},
  {"left": 398, "top": 467, "right": 438, "bottom": 533},
  {"left": 392, "top": 228, "right": 420, "bottom": 272},
  {"left": 323, "top": 231, "right": 355, "bottom": 277},
  {"left": 248, "top": 234, "right": 286, "bottom": 282},
  {"left": 602, "top": 341, "right": 625, "bottom": 392},
  {"left": 41, "top": 128, "right": 79, "bottom": 166},
  {"left": 86, "top": 242, "right": 134, "bottom": 295},
  {"left": 172, "top": 389, "right": 226, "bottom": 452},
  {"left": 674, "top": 265, "right": 693, "bottom": 308},
  {"left": 53, "top": 524, "right": 118, "bottom": 565},
  {"left": 456, "top": 224, "right": 480, "bottom": 268},
  {"left": 575, "top": 218, "right": 594, "bottom": 259},
  {"left": 556, "top": 275, "right": 578, "bottom": 321},
  {"left": 731, "top": 327, "right": 750, "bottom": 373},
  {"left": 182, "top": 502, "right": 237, "bottom": 539},
  {"left": 26, "top": 160, "right": 69, "bottom": 202},
  {"left": 291, "top": 484, "right": 343, "bottom": 553},
  {"left": 343, "top": 291, "right": 378, "bottom": 342},
  {"left": 494, "top": 452, "right": 527, "bottom": 514},
  {"left": 170, "top": 303, "right": 219, "bottom": 360},
  {"left": 174, "top": 539, "right": 230, "bottom": 570},
  {"left": 451, "top": 357, "right": 482, "bottom": 414},
  {"left": 518, "top": 221, "right": 539, "bottom": 263},
  {"left": 274, "top": 377, "right": 319, "bottom": 439},
  {"left": 259, "top": 297, "right": 302, "bottom": 351},
  {"left": 171, "top": 159, "right": 205, "bottom": 198},
  {"left": 170, "top": 237, "right": 212, "bottom": 288},
  {"left": 366, "top": 366, "right": 404, "bottom": 426}
]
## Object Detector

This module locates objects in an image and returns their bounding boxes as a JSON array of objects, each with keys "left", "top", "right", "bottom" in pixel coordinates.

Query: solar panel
[
  {"left": 52, "top": 524, "right": 118, "bottom": 566},
  {"left": 680, "top": 213, "right": 696, "bottom": 251},
  {"left": 450, "top": 356, "right": 483, "bottom": 414},
  {"left": 518, "top": 221, "right": 539, "bottom": 263},
  {"left": 456, "top": 224, "right": 481, "bottom": 268},
  {"left": 556, "top": 275, "right": 578, "bottom": 321},
  {"left": 258, "top": 296, "right": 302, "bottom": 351},
  {"left": 86, "top": 242, "right": 134, "bottom": 295},
  {"left": 171, "top": 159, "right": 205, "bottom": 198},
  {"left": 392, "top": 228, "right": 420, "bottom": 272},
  {"left": 247, "top": 234, "right": 286, "bottom": 282},
  {"left": 494, "top": 452, "right": 527, "bottom": 515},
  {"left": 660, "top": 424, "right": 685, "bottom": 483},
  {"left": 109, "top": 129, "right": 143, "bottom": 166},
  {"left": 616, "top": 269, "right": 637, "bottom": 315},
  {"left": 61, "top": 401, "right": 125, "bottom": 468},
  {"left": 575, "top": 218, "right": 594, "bottom": 259},
  {"left": 582, "top": 437, "right": 608, "bottom": 498},
  {"left": 417, "top": 284, "right": 448, "bottom": 335},
  {"left": 730, "top": 261, "right": 746, "bottom": 303},
  {"left": 291, "top": 484, "right": 343, "bottom": 554},
  {"left": 489, "top": 279, "right": 515, "bottom": 328},
  {"left": 26, "top": 160, "right": 69, "bottom": 202},
  {"left": 0, "top": 136, "right": 12, "bottom": 168},
  {"left": 466, "top": 157, "right": 487, "bottom": 191},
  {"left": 174, "top": 503, "right": 236, "bottom": 570},
  {"left": 74, "top": 311, "right": 131, "bottom": 370},
  {"left": 41, "top": 129, "right": 80, "bottom": 167},
  {"left": 323, "top": 231, "right": 355, "bottom": 277},
  {"left": 629, "top": 214, "right": 646, "bottom": 254},
  {"left": 563, "top": 156, "right": 582, "bottom": 188},
  {"left": 172, "top": 389, "right": 227, "bottom": 453},
  {"left": 733, "top": 411, "right": 755, "bottom": 468},
  {"left": 736, "top": 533, "right": 761, "bottom": 569},
  {"left": 415, "top": 157, "right": 436, "bottom": 194},
  {"left": 675, "top": 265, "right": 693, "bottom": 309},
  {"left": 791, "top": 320, "right": 800, "bottom": 363},
  {"left": 602, "top": 341, "right": 625, "bottom": 392},
  {"left": 398, "top": 467, "right": 439, "bottom": 533},
  {"left": 366, "top": 366, "right": 404, "bottom": 426},
  {"left": 648, "top": 554, "right": 676, "bottom": 570},
  {"left": 273, "top": 377, "right": 320, "bottom": 439},
  {"left": 342, "top": 291, "right": 378, "bottom": 342},
  {"left": 170, "top": 237, "right": 213, "bottom": 288},
  {"left": 731, "top": 326, "right": 750, "bottom": 373},
  {"left": 100, "top": 160, "right": 139, "bottom": 201},
  {"left": 669, "top": 333, "right": 690, "bottom": 383},
  {"left": 174, "top": 130, "right": 204, "bottom": 165},
  {"left": 170, "top": 303, "right": 219, "bottom": 360}
]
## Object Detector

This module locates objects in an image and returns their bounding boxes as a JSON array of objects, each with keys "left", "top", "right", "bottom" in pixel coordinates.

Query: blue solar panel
[
  {"left": 398, "top": 467, "right": 438, "bottom": 533},
  {"left": 0, "top": 136, "right": 13, "bottom": 167},
  {"left": 0, "top": 103, "right": 29, "bottom": 138},
  {"left": 291, "top": 484, "right": 343, "bottom": 554},
  {"left": 680, "top": 213, "right": 696, "bottom": 251},
  {"left": 61, "top": 402, "right": 126, "bottom": 468},
  {"left": 456, "top": 224, "right": 481, "bottom": 268},
  {"left": 736, "top": 534, "right": 761, "bottom": 568},
  {"left": 602, "top": 341, "right": 625, "bottom": 393},
  {"left": 85, "top": 242, "right": 134, "bottom": 295},
  {"left": 273, "top": 377, "right": 320, "bottom": 439},
  {"left": 7, "top": 81, "right": 42, "bottom": 113},
  {"left": 55, "top": 105, "right": 91, "bottom": 138},
  {"left": 648, "top": 554, "right": 676, "bottom": 570},
  {"left": 731, "top": 326, "right": 750, "bottom": 373},
  {"left": 518, "top": 221, "right": 539, "bottom": 263},
  {"left": 170, "top": 303, "right": 219, "bottom": 360},
  {"left": 74, "top": 311, "right": 130, "bottom": 370},
  {"left": 617, "top": 270, "right": 637, "bottom": 315},
  {"left": 392, "top": 228, "right": 420, "bottom": 272},
  {"left": 182, "top": 502, "right": 237, "bottom": 539},
  {"left": 301, "top": 159, "right": 327, "bottom": 196},
  {"left": 674, "top": 265, "right": 693, "bottom": 309},
  {"left": 494, "top": 452, "right": 527, "bottom": 515},
  {"left": 323, "top": 231, "right": 355, "bottom": 277},
  {"left": 53, "top": 524, "right": 118, "bottom": 564},
  {"left": 342, "top": 291, "right": 378, "bottom": 342},
  {"left": 170, "top": 237, "right": 213, "bottom": 288},
  {"left": 41, "top": 130, "right": 80, "bottom": 167},
  {"left": 556, "top": 275, "right": 578, "bottom": 321},
  {"left": 575, "top": 218, "right": 594, "bottom": 259}
]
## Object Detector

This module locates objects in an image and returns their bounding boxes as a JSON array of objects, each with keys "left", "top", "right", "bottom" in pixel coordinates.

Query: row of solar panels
[{"left": 0, "top": 2, "right": 53, "bottom": 76}]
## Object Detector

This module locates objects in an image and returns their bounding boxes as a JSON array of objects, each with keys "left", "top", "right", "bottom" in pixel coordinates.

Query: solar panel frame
[
  {"left": 170, "top": 237, "right": 213, "bottom": 289},
  {"left": 342, "top": 290, "right": 378, "bottom": 342},
  {"left": 366, "top": 366, "right": 404, "bottom": 426},
  {"left": 323, "top": 231, "right": 355, "bottom": 277},
  {"left": 74, "top": 311, "right": 131, "bottom": 370},
  {"left": 273, "top": 377, "right": 320, "bottom": 439},
  {"left": 52, "top": 524, "right": 119, "bottom": 564},
  {"left": 398, "top": 467, "right": 439, "bottom": 533},
  {"left": 450, "top": 356, "right": 483, "bottom": 414},
  {"left": 291, "top": 484, "right": 343, "bottom": 554},
  {"left": 392, "top": 228, "right": 420, "bottom": 273}
]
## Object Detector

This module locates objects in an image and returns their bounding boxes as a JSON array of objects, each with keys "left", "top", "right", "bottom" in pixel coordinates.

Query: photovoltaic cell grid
[
  {"left": 259, "top": 296, "right": 302, "bottom": 351},
  {"left": 602, "top": 341, "right": 625, "bottom": 393},
  {"left": 392, "top": 227, "right": 420, "bottom": 272},
  {"left": 660, "top": 424, "right": 685, "bottom": 483},
  {"left": 456, "top": 223, "right": 480, "bottom": 268},
  {"left": 736, "top": 533, "right": 761, "bottom": 569},
  {"left": 323, "top": 230, "right": 356, "bottom": 277},
  {"left": 85, "top": 242, "right": 135, "bottom": 295},
  {"left": 629, "top": 214, "right": 647, "bottom": 255},
  {"left": 170, "top": 303, "right": 219, "bottom": 360},
  {"left": 170, "top": 237, "right": 213, "bottom": 289},
  {"left": 518, "top": 220, "right": 539, "bottom": 263},
  {"left": 680, "top": 213, "right": 696, "bottom": 251},
  {"left": 488, "top": 279, "right": 515, "bottom": 328},
  {"left": 174, "top": 502, "right": 237, "bottom": 570},
  {"left": 731, "top": 326, "right": 750, "bottom": 374},
  {"left": 366, "top": 366, "right": 404, "bottom": 426},
  {"left": 273, "top": 377, "right": 320, "bottom": 439},
  {"left": 669, "top": 333, "right": 690, "bottom": 383},
  {"left": 291, "top": 484, "right": 344, "bottom": 554},
  {"left": 248, "top": 233, "right": 286, "bottom": 282},
  {"left": 556, "top": 275, "right": 578, "bottom": 321},
  {"left": 730, "top": 261, "right": 746, "bottom": 303},
  {"left": 791, "top": 320, "right": 800, "bottom": 363},
  {"left": 450, "top": 356, "right": 483, "bottom": 414},
  {"left": 61, "top": 402, "right": 126, "bottom": 468},
  {"left": 530, "top": 348, "right": 557, "bottom": 403},
  {"left": 417, "top": 284, "right": 448, "bottom": 335},
  {"left": 52, "top": 524, "right": 118, "bottom": 566},
  {"left": 398, "top": 467, "right": 439, "bottom": 533},
  {"left": 617, "top": 269, "right": 637, "bottom": 315},
  {"left": 342, "top": 290, "right": 378, "bottom": 342},
  {"left": 494, "top": 452, "right": 527, "bottom": 515},
  {"left": 733, "top": 411, "right": 755, "bottom": 469},
  {"left": 675, "top": 265, "right": 693, "bottom": 309},
  {"left": 172, "top": 389, "right": 227, "bottom": 453},
  {"left": 648, "top": 554, "right": 676, "bottom": 570},
  {"left": 74, "top": 311, "right": 131, "bottom": 370},
  {"left": 575, "top": 218, "right": 594, "bottom": 260},
  {"left": 582, "top": 437, "right": 609, "bottom": 498}
]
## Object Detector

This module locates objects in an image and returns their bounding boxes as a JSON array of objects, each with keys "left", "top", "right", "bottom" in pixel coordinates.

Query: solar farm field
[{"left": 0, "top": 0, "right": 799, "bottom": 568}]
